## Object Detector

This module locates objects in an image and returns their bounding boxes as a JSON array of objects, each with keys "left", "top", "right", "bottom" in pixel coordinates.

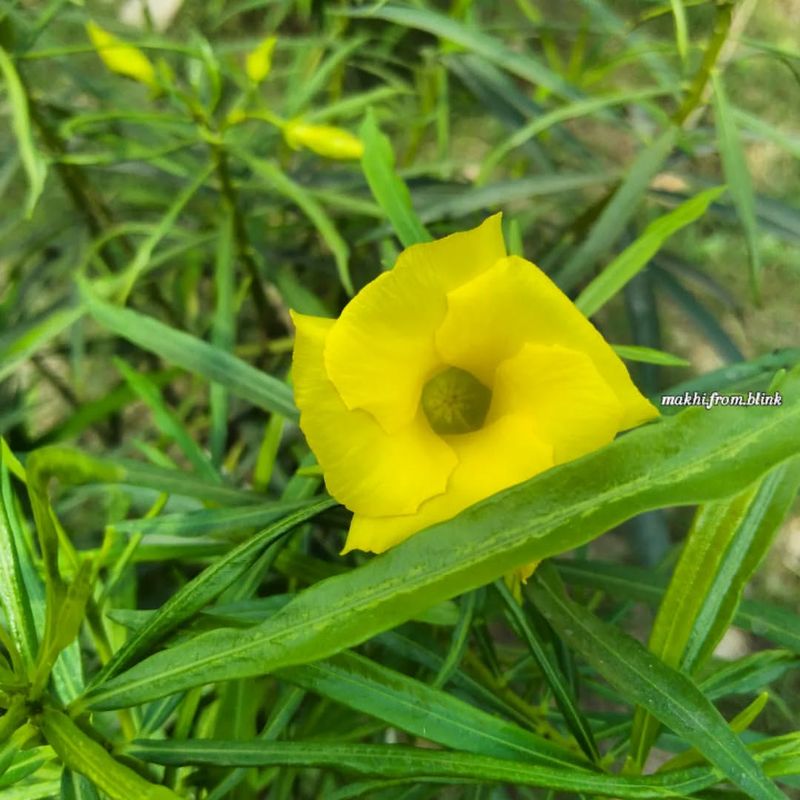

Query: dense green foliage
[{"left": 0, "top": 1, "right": 799, "bottom": 798}]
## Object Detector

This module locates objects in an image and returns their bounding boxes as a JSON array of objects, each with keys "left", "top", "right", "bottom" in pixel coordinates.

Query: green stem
[
  {"left": 212, "top": 143, "right": 273, "bottom": 336},
  {"left": 673, "top": 1, "right": 733, "bottom": 126}
]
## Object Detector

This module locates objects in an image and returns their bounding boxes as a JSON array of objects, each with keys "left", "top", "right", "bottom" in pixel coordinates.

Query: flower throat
[{"left": 421, "top": 366, "right": 492, "bottom": 435}]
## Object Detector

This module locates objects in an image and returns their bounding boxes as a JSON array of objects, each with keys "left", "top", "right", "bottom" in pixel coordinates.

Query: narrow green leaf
[
  {"left": 0, "top": 746, "right": 53, "bottom": 789},
  {"left": 662, "top": 348, "right": 800, "bottom": 399},
  {"left": 0, "top": 779, "right": 62, "bottom": 799},
  {"left": 342, "top": 5, "right": 578, "bottom": 100},
  {"left": 528, "top": 566, "right": 785, "bottom": 800},
  {"left": 359, "top": 108, "right": 431, "bottom": 247},
  {"left": 39, "top": 708, "right": 180, "bottom": 800},
  {"left": 114, "top": 357, "right": 219, "bottom": 482},
  {"left": 700, "top": 650, "right": 799, "bottom": 700},
  {"left": 30, "top": 559, "right": 93, "bottom": 698},
  {"left": 0, "top": 46, "right": 46, "bottom": 217},
  {"left": 116, "top": 457, "right": 260, "bottom": 505},
  {"left": 431, "top": 590, "right": 475, "bottom": 688},
  {"left": 0, "top": 457, "right": 38, "bottom": 672},
  {"left": 556, "top": 126, "right": 679, "bottom": 291},
  {"left": 277, "top": 651, "right": 587, "bottom": 769},
  {"left": 0, "top": 449, "right": 82, "bottom": 703},
  {"left": 116, "top": 163, "right": 214, "bottom": 302},
  {"left": 495, "top": 580, "right": 599, "bottom": 762},
  {"left": 242, "top": 154, "right": 354, "bottom": 295},
  {"left": 576, "top": 186, "right": 726, "bottom": 317},
  {"left": 555, "top": 559, "right": 800, "bottom": 656},
  {"left": 124, "top": 738, "right": 721, "bottom": 797},
  {"left": 79, "top": 370, "right": 800, "bottom": 710},
  {"left": 659, "top": 692, "right": 770, "bottom": 773},
  {"left": 80, "top": 284, "right": 298, "bottom": 419},
  {"left": 109, "top": 499, "right": 315, "bottom": 538},
  {"left": 683, "top": 460, "right": 800, "bottom": 671},
  {"left": 253, "top": 412, "right": 285, "bottom": 491},
  {"left": 669, "top": 0, "right": 689, "bottom": 67},
  {"left": 210, "top": 211, "right": 235, "bottom": 466},
  {"left": 416, "top": 172, "right": 620, "bottom": 226},
  {"left": 206, "top": 685, "right": 305, "bottom": 800},
  {"left": 61, "top": 769, "right": 101, "bottom": 800},
  {"left": 612, "top": 344, "right": 690, "bottom": 367},
  {"left": 85, "top": 496, "right": 335, "bottom": 689},
  {"left": 652, "top": 266, "right": 744, "bottom": 365},
  {"left": 0, "top": 305, "right": 85, "bottom": 382},
  {"left": 358, "top": 172, "right": 617, "bottom": 244},
  {"left": 629, "top": 457, "right": 800, "bottom": 768},
  {"left": 712, "top": 70, "right": 761, "bottom": 296},
  {"left": 479, "top": 88, "right": 670, "bottom": 181}
]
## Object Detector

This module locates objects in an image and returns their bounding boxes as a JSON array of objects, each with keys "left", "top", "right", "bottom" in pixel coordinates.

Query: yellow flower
[
  {"left": 283, "top": 120, "right": 364, "bottom": 160},
  {"left": 290, "top": 214, "right": 657, "bottom": 556}
]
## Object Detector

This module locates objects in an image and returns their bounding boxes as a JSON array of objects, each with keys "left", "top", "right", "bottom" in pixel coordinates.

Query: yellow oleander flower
[
  {"left": 290, "top": 214, "right": 657, "bottom": 558},
  {"left": 86, "top": 21, "right": 157, "bottom": 90}
]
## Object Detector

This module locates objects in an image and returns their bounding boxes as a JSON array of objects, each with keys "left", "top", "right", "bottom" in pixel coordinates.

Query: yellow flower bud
[
  {"left": 86, "top": 21, "right": 157, "bottom": 90},
  {"left": 225, "top": 108, "right": 248, "bottom": 126},
  {"left": 283, "top": 120, "right": 364, "bottom": 160},
  {"left": 245, "top": 35, "right": 277, "bottom": 84}
]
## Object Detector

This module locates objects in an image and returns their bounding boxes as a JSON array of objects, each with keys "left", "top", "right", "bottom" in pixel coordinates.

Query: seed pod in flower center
[{"left": 421, "top": 366, "right": 492, "bottom": 435}]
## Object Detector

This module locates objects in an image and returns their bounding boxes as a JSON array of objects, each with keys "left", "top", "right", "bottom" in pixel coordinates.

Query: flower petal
[
  {"left": 291, "top": 311, "right": 457, "bottom": 516},
  {"left": 324, "top": 214, "right": 507, "bottom": 433},
  {"left": 343, "top": 414, "right": 552, "bottom": 553},
  {"left": 490, "top": 343, "right": 624, "bottom": 462},
  {"left": 435, "top": 255, "right": 658, "bottom": 427}
]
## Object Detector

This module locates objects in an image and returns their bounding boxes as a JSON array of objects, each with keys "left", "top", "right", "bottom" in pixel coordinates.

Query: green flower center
[{"left": 421, "top": 366, "right": 492, "bottom": 435}]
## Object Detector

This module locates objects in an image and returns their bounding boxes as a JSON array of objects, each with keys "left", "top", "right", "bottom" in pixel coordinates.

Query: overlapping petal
[
  {"left": 291, "top": 311, "right": 457, "bottom": 516},
  {"left": 343, "top": 414, "right": 553, "bottom": 553},
  {"left": 435, "top": 256, "right": 659, "bottom": 427},
  {"left": 489, "top": 343, "right": 624, "bottom": 462},
  {"left": 291, "top": 214, "right": 658, "bottom": 559},
  {"left": 323, "top": 214, "right": 507, "bottom": 433}
]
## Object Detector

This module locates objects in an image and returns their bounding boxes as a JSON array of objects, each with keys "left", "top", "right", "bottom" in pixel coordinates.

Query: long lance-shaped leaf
[
  {"left": 61, "top": 769, "right": 101, "bottom": 800},
  {"left": 495, "top": 579, "right": 599, "bottom": 763},
  {"left": 554, "top": 559, "right": 800, "bottom": 656},
  {"left": 87, "top": 496, "right": 335, "bottom": 688},
  {"left": 242, "top": 154, "right": 354, "bottom": 295},
  {"left": 341, "top": 5, "right": 578, "bottom": 101},
  {"left": 38, "top": 708, "right": 179, "bottom": 800},
  {"left": 22, "top": 445, "right": 259, "bottom": 506},
  {"left": 0, "top": 458, "right": 38, "bottom": 672},
  {"left": 712, "top": 70, "right": 761, "bottom": 297},
  {"left": 0, "top": 47, "right": 47, "bottom": 217},
  {"left": 276, "top": 651, "right": 588, "bottom": 770},
  {"left": 555, "top": 126, "right": 679, "bottom": 291},
  {"left": 80, "top": 284, "right": 298, "bottom": 419},
  {"left": 77, "top": 368, "right": 800, "bottom": 711},
  {"left": 359, "top": 109, "right": 431, "bottom": 248},
  {"left": 576, "top": 186, "right": 726, "bottom": 317},
  {"left": 527, "top": 565, "right": 785, "bottom": 800},
  {"left": 124, "top": 738, "right": 720, "bottom": 798},
  {"left": 628, "top": 456, "right": 800, "bottom": 769}
]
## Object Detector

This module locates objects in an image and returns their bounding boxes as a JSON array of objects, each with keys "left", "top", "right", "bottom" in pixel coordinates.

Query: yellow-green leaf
[
  {"left": 576, "top": 186, "right": 726, "bottom": 318},
  {"left": 0, "top": 47, "right": 47, "bottom": 218},
  {"left": 39, "top": 708, "right": 180, "bottom": 800}
]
